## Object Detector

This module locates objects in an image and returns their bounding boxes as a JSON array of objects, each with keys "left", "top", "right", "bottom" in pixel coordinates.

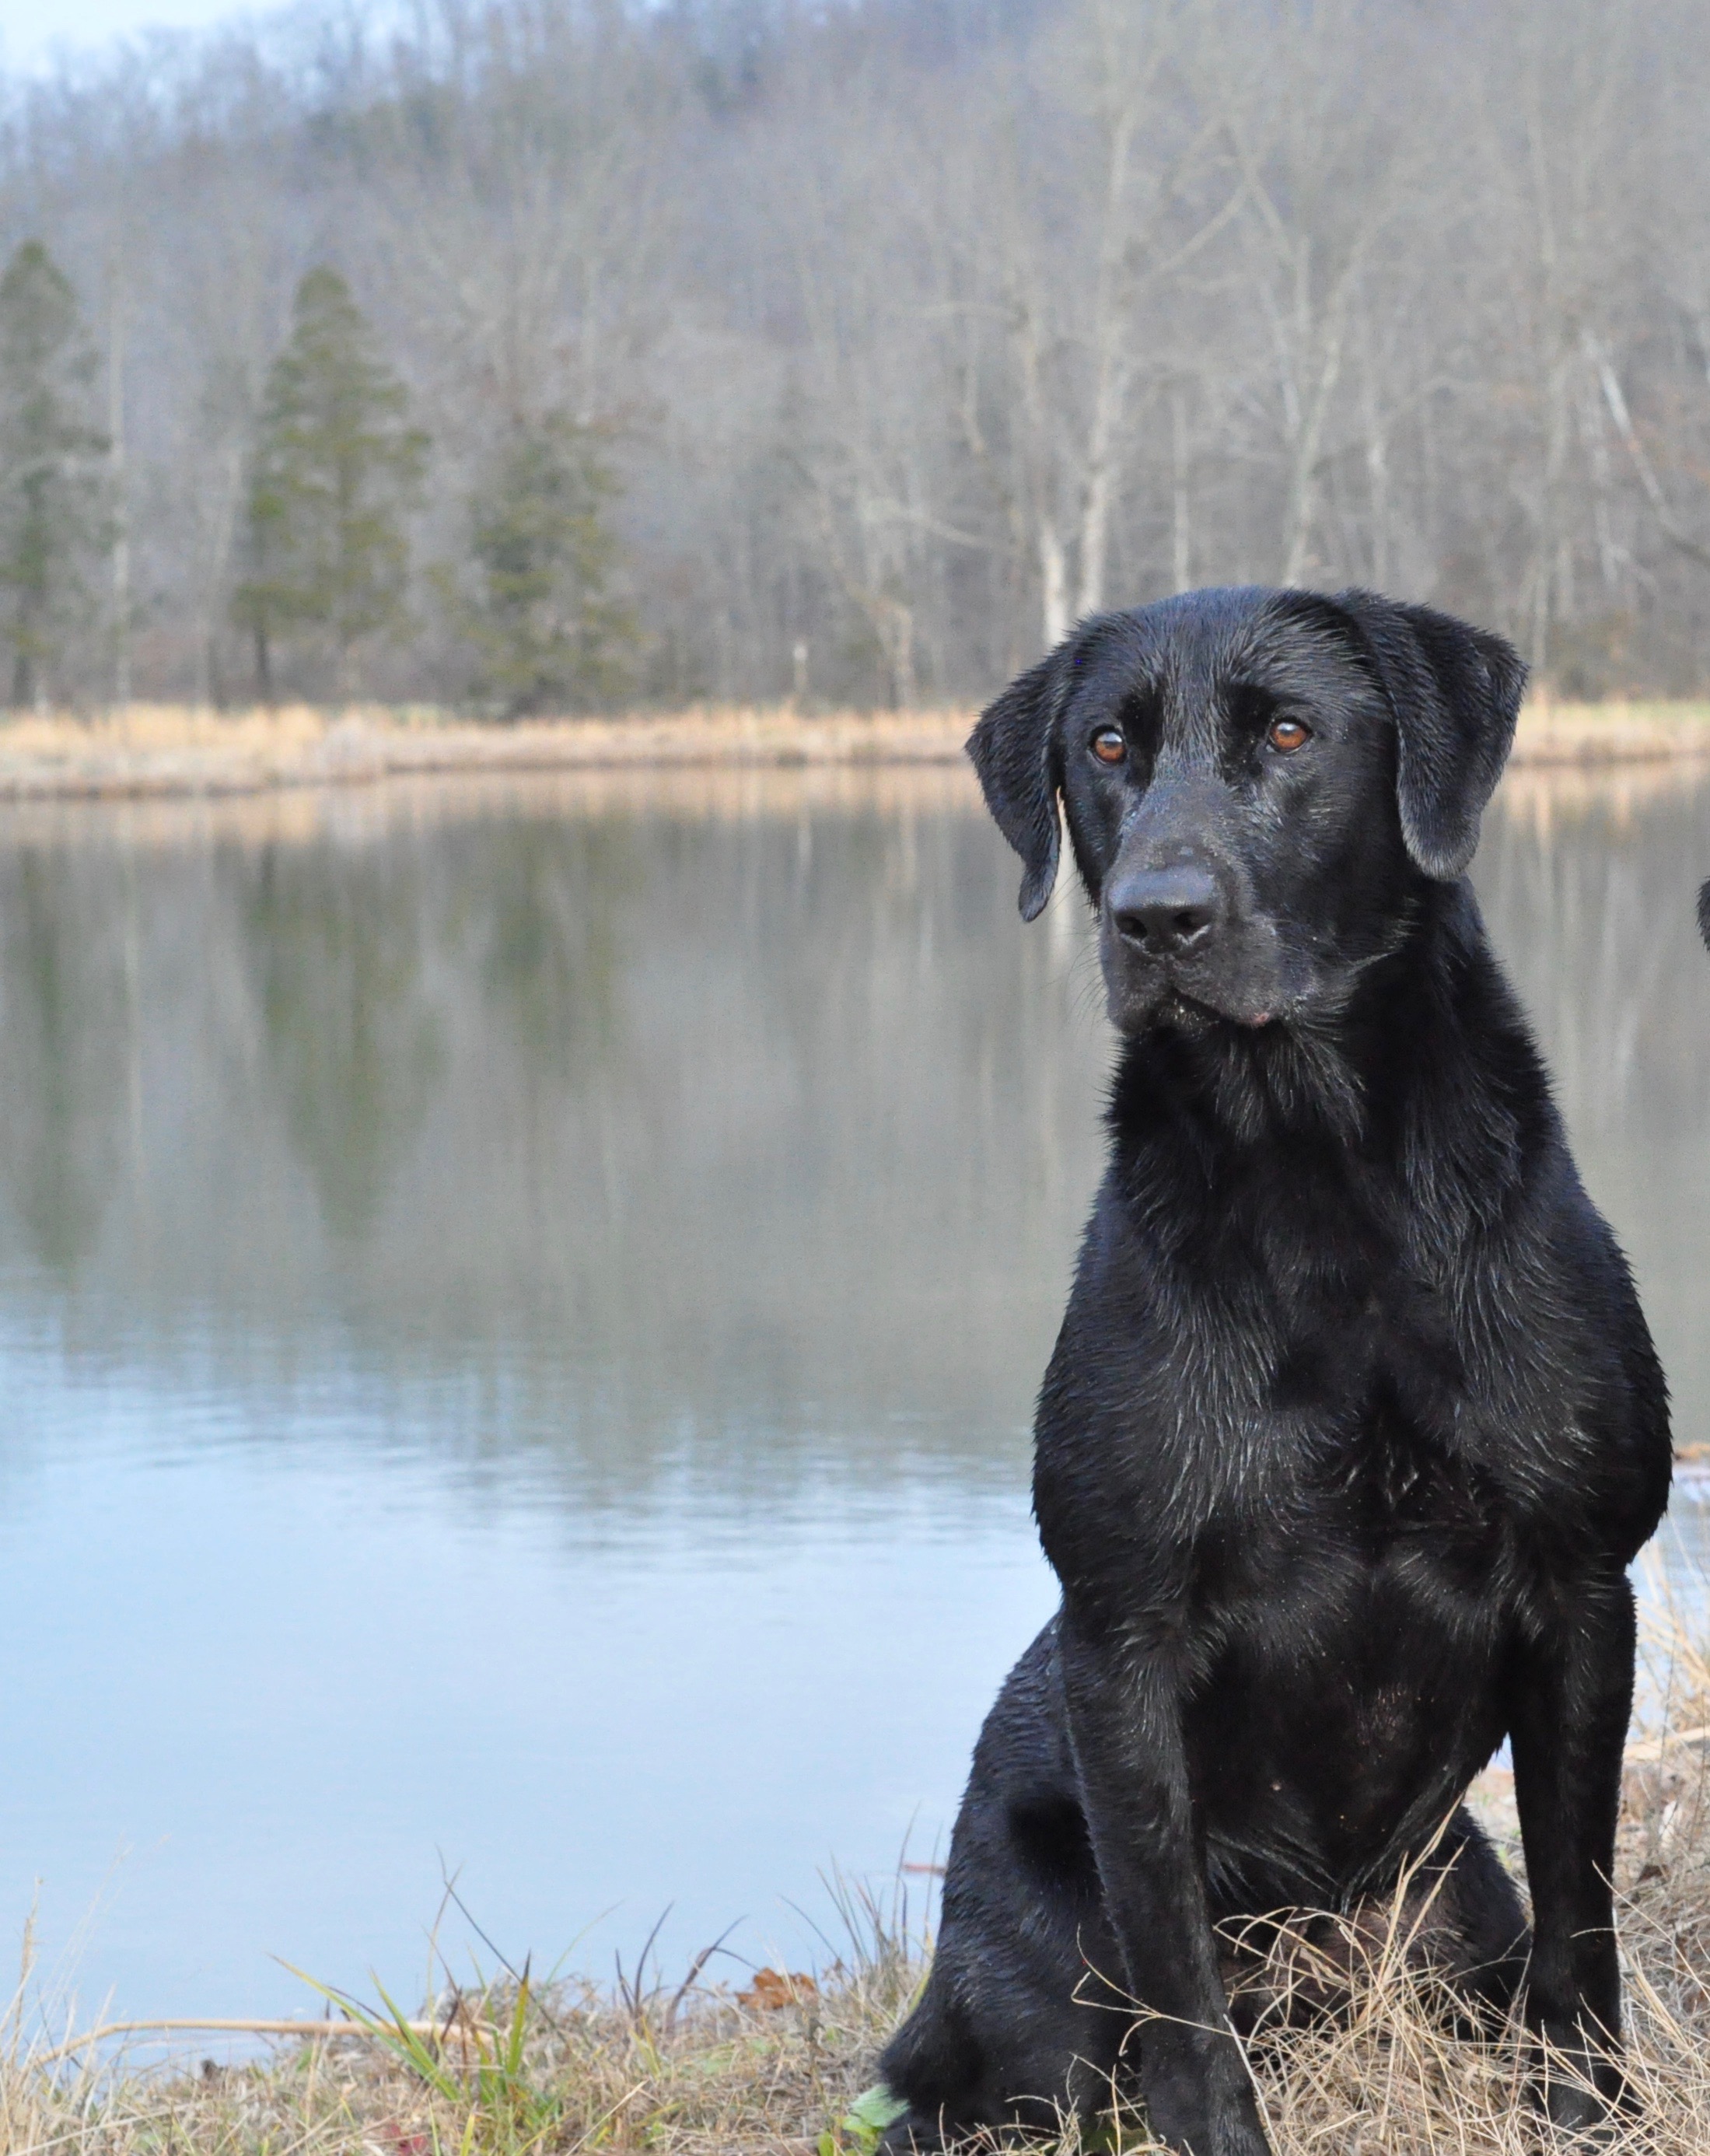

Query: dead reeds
[{"left": 0, "top": 697, "right": 1701, "bottom": 807}]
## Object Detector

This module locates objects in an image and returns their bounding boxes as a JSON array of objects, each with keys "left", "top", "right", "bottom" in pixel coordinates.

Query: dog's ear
[
  {"left": 1328, "top": 590, "right": 1526, "bottom": 880},
  {"left": 1698, "top": 880, "right": 1710, "bottom": 951},
  {"left": 967, "top": 646, "right": 1072, "bottom": 920}
]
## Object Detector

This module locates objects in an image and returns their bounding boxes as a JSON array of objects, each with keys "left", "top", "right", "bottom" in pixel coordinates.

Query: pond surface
[{"left": 0, "top": 758, "right": 1705, "bottom": 2037}]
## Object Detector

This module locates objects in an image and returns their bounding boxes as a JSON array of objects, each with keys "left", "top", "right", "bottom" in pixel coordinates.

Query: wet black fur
[{"left": 877, "top": 588, "right": 1672, "bottom": 2154}]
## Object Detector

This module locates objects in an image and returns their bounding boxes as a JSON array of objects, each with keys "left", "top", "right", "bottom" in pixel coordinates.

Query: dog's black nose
[{"left": 1109, "top": 866, "right": 1223, "bottom": 957}]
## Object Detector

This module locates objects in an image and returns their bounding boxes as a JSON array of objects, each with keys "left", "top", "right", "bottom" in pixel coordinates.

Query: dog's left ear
[
  {"left": 1698, "top": 880, "right": 1710, "bottom": 951},
  {"left": 967, "top": 645, "right": 1073, "bottom": 921},
  {"left": 1329, "top": 590, "right": 1526, "bottom": 880}
]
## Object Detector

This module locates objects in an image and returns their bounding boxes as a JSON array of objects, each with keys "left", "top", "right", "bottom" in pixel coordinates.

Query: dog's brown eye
[
  {"left": 1091, "top": 729, "right": 1126, "bottom": 765},
  {"left": 1268, "top": 718, "right": 1311, "bottom": 754}
]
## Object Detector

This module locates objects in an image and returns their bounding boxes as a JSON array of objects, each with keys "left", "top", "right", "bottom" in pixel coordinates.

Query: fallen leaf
[
  {"left": 738, "top": 1966, "right": 818, "bottom": 2011},
  {"left": 365, "top": 2120, "right": 432, "bottom": 2156}
]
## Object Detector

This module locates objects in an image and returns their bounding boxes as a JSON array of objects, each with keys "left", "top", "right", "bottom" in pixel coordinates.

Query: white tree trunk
[
  {"left": 1077, "top": 462, "right": 1111, "bottom": 621},
  {"left": 107, "top": 271, "right": 131, "bottom": 709},
  {"left": 879, "top": 598, "right": 918, "bottom": 709},
  {"left": 1040, "top": 523, "right": 1070, "bottom": 649},
  {"left": 1281, "top": 307, "right": 1348, "bottom": 587},
  {"left": 1171, "top": 387, "right": 1192, "bottom": 594}
]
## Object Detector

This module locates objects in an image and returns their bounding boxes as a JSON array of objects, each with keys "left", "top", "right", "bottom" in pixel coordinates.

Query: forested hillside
[{"left": 2, "top": 0, "right": 1708, "bottom": 710}]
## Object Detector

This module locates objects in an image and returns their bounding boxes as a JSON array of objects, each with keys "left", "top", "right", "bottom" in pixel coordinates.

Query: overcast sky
[{"left": 2, "top": 0, "right": 249, "bottom": 72}]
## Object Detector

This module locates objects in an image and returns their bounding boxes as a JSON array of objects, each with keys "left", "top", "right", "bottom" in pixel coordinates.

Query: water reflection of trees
[
  {"left": 0, "top": 849, "right": 132, "bottom": 1274},
  {"left": 463, "top": 819, "right": 633, "bottom": 1087},
  {"left": 241, "top": 845, "right": 447, "bottom": 1243},
  {"left": 0, "top": 772, "right": 1701, "bottom": 1511},
  {"left": 1477, "top": 775, "right": 1710, "bottom": 1447}
]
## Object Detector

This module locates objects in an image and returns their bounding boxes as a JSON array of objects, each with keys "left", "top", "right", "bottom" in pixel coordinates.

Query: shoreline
[
  {"left": 0, "top": 705, "right": 974, "bottom": 803},
  {"left": 0, "top": 697, "right": 1705, "bottom": 803},
  {"left": 8, "top": 1696, "right": 1708, "bottom": 2154}
]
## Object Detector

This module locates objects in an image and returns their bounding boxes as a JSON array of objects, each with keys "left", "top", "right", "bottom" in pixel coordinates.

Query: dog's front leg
[
  {"left": 1509, "top": 1572, "right": 1635, "bottom": 2132},
  {"left": 1058, "top": 1619, "right": 1271, "bottom": 2156}
]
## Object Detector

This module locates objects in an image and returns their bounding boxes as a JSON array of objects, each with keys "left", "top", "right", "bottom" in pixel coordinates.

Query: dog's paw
[
  {"left": 1143, "top": 2074, "right": 1273, "bottom": 2156},
  {"left": 870, "top": 2116, "right": 943, "bottom": 2154},
  {"left": 1532, "top": 2050, "right": 1632, "bottom": 2145}
]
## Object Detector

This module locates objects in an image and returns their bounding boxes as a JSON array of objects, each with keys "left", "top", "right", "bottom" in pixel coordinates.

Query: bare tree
[{"left": 2, "top": 0, "right": 1710, "bottom": 704}]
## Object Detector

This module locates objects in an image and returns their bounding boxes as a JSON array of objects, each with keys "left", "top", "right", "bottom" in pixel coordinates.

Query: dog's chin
[{"left": 1104, "top": 974, "right": 1279, "bottom": 1040}]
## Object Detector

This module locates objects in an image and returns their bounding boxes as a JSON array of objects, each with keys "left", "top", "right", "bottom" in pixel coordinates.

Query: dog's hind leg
[
  {"left": 876, "top": 1618, "right": 1128, "bottom": 2150},
  {"left": 1354, "top": 1804, "right": 1531, "bottom": 2035},
  {"left": 1212, "top": 1807, "right": 1530, "bottom": 2045},
  {"left": 1420, "top": 1804, "right": 1531, "bottom": 2023}
]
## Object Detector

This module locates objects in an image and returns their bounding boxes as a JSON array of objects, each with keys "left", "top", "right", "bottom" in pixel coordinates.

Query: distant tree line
[
  {"left": 2, "top": 0, "right": 1708, "bottom": 712},
  {"left": 0, "top": 237, "right": 633, "bottom": 712}
]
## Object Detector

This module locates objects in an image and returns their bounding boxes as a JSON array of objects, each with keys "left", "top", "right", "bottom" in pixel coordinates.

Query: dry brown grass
[
  {"left": 0, "top": 1885, "right": 924, "bottom": 2155},
  {"left": 1516, "top": 698, "right": 1710, "bottom": 765},
  {"left": 0, "top": 695, "right": 1704, "bottom": 804},
  {"left": 3, "top": 1610, "right": 1709, "bottom": 2156},
  {"left": 0, "top": 704, "right": 975, "bottom": 802}
]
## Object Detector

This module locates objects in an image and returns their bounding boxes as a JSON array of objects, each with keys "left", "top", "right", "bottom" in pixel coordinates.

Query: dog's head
[{"left": 970, "top": 586, "right": 1525, "bottom": 1038}]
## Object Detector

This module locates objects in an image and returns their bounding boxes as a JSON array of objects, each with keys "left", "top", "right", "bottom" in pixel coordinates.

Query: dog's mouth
[
  {"left": 1106, "top": 968, "right": 1279, "bottom": 1039},
  {"left": 1099, "top": 909, "right": 1310, "bottom": 1038},
  {"left": 1160, "top": 985, "right": 1275, "bottom": 1033}
]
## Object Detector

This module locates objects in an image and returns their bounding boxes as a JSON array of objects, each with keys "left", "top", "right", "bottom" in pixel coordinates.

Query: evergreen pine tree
[
  {"left": 443, "top": 413, "right": 635, "bottom": 717},
  {"left": 232, "top": 268, "right": 428, "bottom": 698},
  {"left": 0, "top": 243, "right": 107, "bottom": 710}
]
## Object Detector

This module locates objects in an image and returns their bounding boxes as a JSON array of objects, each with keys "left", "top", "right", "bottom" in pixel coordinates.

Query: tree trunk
[
  {"left": 108, "top": 271, "right": 131, "bottom": 709},
  {"left": 1074, "top": 102, "right": 1138, "bottom": 625},
  {"left": 877, "top": 597, "right": 917, "bottom": 709},
  {"left": 1171, "top": 388, "right": 1192, "bottom": 594},
  {"left": 1077, "top": 460, "right": 1111, "bottom": 621},
  {"left": 1040, "top": 523, "right": 1069, "bottom": 649},
  {"left": 1280, "top": 300, "right": 1348, "bottom": 587},
  {"left": 1357, "top": 304, "right": 1390, "bottom": 592}
]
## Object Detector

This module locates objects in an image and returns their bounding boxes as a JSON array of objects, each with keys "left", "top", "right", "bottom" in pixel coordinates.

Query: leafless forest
[{"left": 5, "top": 0, "right": 1710, "bottom": 709}]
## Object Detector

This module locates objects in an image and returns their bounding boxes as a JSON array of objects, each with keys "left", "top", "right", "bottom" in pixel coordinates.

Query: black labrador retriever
[{"left": 877, "top": 587, "right": 1671, "bottom": 2154}]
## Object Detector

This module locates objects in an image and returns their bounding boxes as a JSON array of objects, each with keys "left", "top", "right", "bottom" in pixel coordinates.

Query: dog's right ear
[
  {"left": 967, "top": 647, "right": 1072, "bottom": 921},
  {"left": 1324, "top": 589, "right": 1525, "bottom": 880}
]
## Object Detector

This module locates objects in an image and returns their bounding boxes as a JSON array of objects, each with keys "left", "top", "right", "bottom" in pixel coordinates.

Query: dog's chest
[
  {"left": 1186, "top": 1412, "right": 1516, "bottom": 1846},
  {"left": 1186, "top": 1310, "right": 1516, "bottom": 1627},
  {"left": 1197, "top": 1423, "right": 1509, "bottom": 1636},
  {"left": 1278, "top": 1255, "right": 1518, "bottom": 1541},
  {"left": 1320, "top": 1399, "right": 1499, "bottom": 1545}
]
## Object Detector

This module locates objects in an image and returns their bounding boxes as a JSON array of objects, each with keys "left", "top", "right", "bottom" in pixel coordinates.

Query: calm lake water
[{"left": 0, "top": 758, "right": 1705, "bottom": 2038}]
